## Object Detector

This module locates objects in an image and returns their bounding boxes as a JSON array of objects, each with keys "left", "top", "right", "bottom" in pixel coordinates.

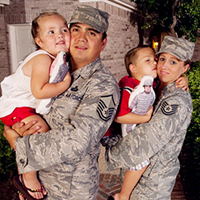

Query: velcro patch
[
  {"left": 161, "top": 101, "right": 178, "bottom": 115},
  {"left": 97, "top": 95, "right": 116, "bottom": 121}
]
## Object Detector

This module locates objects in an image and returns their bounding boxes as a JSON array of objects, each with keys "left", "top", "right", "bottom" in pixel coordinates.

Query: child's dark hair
[
  {"left": 31, "top": 12, "right": 67, "bottom": 49},
  {"left": 124, "top": 45, "right": 154, "bottom": 76}
]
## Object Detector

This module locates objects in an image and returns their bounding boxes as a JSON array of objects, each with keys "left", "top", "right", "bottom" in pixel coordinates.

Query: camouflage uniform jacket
[
  {"left": 15, "top": 57, "right": 120, "bottom": 200},
  {"left": 107, "top": 82, "right": 193, "bottom": 200}
]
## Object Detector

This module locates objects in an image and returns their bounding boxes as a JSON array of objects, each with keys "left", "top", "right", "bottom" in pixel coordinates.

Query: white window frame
[
  {"left": 79, "top": 0, "right": 137, "bottom": 12},
  {"left": 0, "top": 0, "right": 10, "bottom": 7}
]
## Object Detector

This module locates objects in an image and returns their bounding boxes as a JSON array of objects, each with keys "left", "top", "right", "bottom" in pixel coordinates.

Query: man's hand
[
  {"left": 12, "top": 121, "right": 40, "bottom": 136},
  {"left": 3, "top": 121, "right": 41, "bottom": 150}
]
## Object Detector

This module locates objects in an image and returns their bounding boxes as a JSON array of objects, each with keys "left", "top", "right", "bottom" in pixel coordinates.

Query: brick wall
[
  {"left": 0, "top": 0, "right": 199, "bottom": 86},
  {"left": 0, "top": 0, "right": 140, "bottom": 86},
  {"left": 23, "top": 0, "right": 78, "bottom": 25},
  {"left": 193, "top": 40, "right": 200, "bottom": 62},
  {"left": 0, "top": 8, "right": 9, "bottom": 86},
  {"left": 0, "top": 0, "right": 26, "bottom": 87},
  {"left": 23, "top": 0, "right": 140, "bottom": 81},
  {"left": 101, "top": 2, "right": 140, "bottom": 81}
]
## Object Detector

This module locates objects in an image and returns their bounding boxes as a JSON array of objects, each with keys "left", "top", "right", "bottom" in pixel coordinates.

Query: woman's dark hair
[{"left": 184, "top": 59, "right": 191, "bottom": 66}]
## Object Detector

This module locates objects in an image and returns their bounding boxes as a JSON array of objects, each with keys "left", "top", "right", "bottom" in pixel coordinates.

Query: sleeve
[
  {"left": 106, "top": 93, "right": 192, "bottom": 170},
  {"left": 15, "top": 75, "right": 120, "bottom": 173}
]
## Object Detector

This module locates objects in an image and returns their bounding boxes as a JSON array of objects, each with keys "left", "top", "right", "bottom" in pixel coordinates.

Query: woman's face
[{"left": 157, "top": 53, "right": 189, "bottom": 87}]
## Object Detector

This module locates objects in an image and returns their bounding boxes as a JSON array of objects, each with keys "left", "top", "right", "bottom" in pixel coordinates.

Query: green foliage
[
  {"left": 0, "top": 120, "right": 17, "bottom": 181},
  {"left": 187, "top": 61, "right": 200, "bottom": 159},
  {"left": 183, "top": 61, "right": 200, "bottom": 198},
  {"left": 177, "top": 0, "right": 200, "bottom": 41},
  {"left": 132, "top": 0, "right": 200, "bottom": 41}
]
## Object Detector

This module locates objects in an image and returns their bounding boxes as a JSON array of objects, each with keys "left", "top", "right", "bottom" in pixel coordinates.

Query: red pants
[{"left": 0, "top": 107, "right": 36, "bottom": 126}]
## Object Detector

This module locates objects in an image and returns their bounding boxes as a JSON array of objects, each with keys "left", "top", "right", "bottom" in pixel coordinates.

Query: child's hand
[
  {"left": 63, "top": 71, "right": 71, "bottom": 85},
  {"left": 145, "top": 106, "right": 153, "bottom": 122},
  {"left": 176, "top": 75, "right": 189, "bottom": 91},
  {"left": 3, "top": 125, "right": 20, "bottom": 150}
]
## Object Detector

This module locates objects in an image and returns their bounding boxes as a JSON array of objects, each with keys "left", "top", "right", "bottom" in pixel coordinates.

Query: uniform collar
[
  {"left": 163, "top": 82, "right": 176, "bottom": 94},
  {"left": 71, "top": 57, "right": 102, "bottom": 80},
  {"left": 155, "top": 82, "right": 176, "bottom": 103}
]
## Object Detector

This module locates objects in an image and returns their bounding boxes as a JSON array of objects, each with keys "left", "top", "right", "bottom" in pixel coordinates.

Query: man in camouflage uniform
[
  {"left": 107, "top": 36, "right": 194, "bottom": 199},
  {"left": 4, "top": 5, "right": 120, "bottom": 200}
]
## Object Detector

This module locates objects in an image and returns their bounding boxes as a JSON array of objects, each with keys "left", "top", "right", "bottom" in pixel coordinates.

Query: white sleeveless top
[{"left": 0, "top": 50, "right": 55, "bottom": 118}]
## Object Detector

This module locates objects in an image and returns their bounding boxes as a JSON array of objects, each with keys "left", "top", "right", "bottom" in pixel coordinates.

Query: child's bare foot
[
  {"left": 13, "top": 173, "right": 47, "bottom": 199},
  {"left": 114, "top": 193, "right": 129, "bottom": 200},
  {"left": 18, "top": 193, "right": 24, "bottom": 200},
  {"left": 21, "top": 173, "right": 45, "bottom": 199},
  {"left": 114, "top": 193, "right": 120, "bottom": 200}
]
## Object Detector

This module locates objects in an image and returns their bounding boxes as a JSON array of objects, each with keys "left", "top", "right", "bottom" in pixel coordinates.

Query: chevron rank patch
[
  {"left": 96, "top": 94, "right": 116, "bottom": 122},
  {"left": 161, "top": 101, "right": 178, "bottom": 115}
]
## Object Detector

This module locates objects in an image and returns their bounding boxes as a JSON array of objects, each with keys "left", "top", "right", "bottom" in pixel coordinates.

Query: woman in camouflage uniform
[{"left": 107, "top": 36, "right": 194, "bottom": 200}]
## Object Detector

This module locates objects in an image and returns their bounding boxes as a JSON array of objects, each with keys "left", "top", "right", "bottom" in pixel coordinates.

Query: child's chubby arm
[
  {"left": 115, "top": 106, "right": 153, "bottom": 124},
  {"left": 176, "top": 75, "right": 189, "bottom": 91},
  {"left": 29, "top": 54, "right": 71, "bottom": 99}
]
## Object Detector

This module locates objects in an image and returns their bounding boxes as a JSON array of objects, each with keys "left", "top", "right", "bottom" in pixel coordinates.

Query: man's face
[{"left": 69, "top": 23, "right": 107, "bottom": 70}]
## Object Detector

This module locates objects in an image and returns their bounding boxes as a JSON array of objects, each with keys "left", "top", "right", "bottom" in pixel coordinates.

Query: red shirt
[
  {"left": 116, "top": 76, "right": 140, "bottom": 117},
  {"left": 104, "top": 76, "right": 140, "bottom": 137},
  {"left": 103, "top": 76, "right": 157, "bottom": 137}
]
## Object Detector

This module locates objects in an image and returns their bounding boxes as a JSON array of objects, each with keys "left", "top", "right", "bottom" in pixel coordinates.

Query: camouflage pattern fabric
[
  {"left": 106, "top": 82, "right": 193, "bottom": 199},
  {"left": 15, "top": 57, "right": 120, "bottom": 199},
  {"left": 156, "top": 36, "right": 195, "bottom": 61},
  {"left": 69, "top": 4, "right": 109, "bottom": 33}
]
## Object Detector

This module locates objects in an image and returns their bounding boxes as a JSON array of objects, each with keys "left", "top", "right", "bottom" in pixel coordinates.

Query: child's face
[
  {"left": 131, "top": 47, "right": 157, "bottom": 80},
  {"left": 35, "top": 15, "right": 70, "bottom": 57},
  {"left": 157, "top": 52, "right": 189, "bottom": 87}
]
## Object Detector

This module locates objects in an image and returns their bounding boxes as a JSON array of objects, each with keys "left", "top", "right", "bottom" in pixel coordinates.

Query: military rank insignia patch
[
  {"left": 97, "top": 94, "right": 116, "bottom": 122},
  {"left": 161, "top": 101, "right": 178, "bottom": 115}
]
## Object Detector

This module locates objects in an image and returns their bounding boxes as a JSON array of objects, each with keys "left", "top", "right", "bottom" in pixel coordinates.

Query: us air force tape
[
  {"left": 161, "top": 101, "right": 178, "bottom": 115},
  {"left": 97, "top": 94, "right": 116, "bottom": 121}
]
